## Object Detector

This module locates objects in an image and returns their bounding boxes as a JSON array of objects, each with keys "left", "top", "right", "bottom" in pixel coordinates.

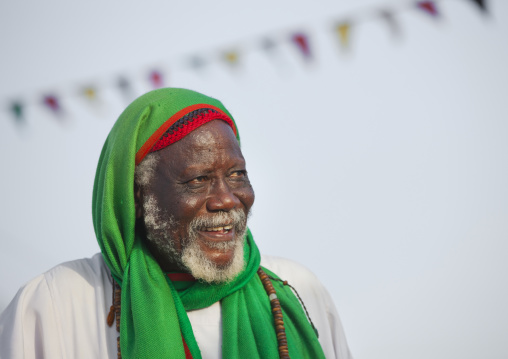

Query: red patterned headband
[
  {"left": 149, "top": 107, "right": 234, "bottom": 153},
  {"left": 135, "top": 105, "right": 236, "bottom": 165}
]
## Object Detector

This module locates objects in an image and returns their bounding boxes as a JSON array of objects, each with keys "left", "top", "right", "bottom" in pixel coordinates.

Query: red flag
[
  {"left": 416, "top": 1, "right": 439, "bottom": 17},
  {"left": 291, "top": 33, "right": 312, "bottom": 61},
  {"left": 149, "top": 70, "right": 164, "bottom": 89},
  {"left": 43, "top": 95, "right": 60, "bottom": 112}
]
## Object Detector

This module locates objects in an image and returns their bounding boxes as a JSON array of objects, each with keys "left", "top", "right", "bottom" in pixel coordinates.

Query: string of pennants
[{"left": 6, "top": 0, "right": 487, "bottom": 125}]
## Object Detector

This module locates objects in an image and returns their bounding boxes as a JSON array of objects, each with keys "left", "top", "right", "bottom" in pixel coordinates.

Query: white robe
[{"left": 0, "top": 254, "right": 352, "bottom": 359}]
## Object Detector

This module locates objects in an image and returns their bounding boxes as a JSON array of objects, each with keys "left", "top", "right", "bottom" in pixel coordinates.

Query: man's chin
[
  {"left": 197, "top": 240, "right": 237, "bottom": 268},
  {"left": 181, "top": 239, "right": 245, "bottom": 284}
]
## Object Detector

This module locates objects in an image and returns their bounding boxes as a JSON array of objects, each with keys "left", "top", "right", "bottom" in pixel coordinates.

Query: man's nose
[{"left": 206, "top": 179, "right": 241, "bottom": 212}]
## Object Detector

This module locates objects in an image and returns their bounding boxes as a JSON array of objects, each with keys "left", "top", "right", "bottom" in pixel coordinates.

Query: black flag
[{"left": 470, "top": 0, "right": 487, "bottom": 13}]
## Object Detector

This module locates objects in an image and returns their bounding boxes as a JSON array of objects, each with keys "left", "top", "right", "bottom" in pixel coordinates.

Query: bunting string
[{"left": 3, "top": 0, "right": 489, "bottom": 126}]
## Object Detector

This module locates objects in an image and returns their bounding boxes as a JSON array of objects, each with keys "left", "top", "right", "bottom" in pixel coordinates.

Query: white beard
[
  {"left": 142, "top": 194, "right": 248, "bottom": 283},
  {"left": 180, "top": 233, "right": 245, "bottom": 283}
]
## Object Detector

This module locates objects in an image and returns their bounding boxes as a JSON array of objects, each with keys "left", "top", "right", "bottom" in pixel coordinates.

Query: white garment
[{"left": 0, "top": 254, "right": 352, "bottom": 359}]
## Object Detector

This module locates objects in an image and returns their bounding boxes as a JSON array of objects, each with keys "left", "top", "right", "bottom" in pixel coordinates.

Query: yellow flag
[
  {"left": 83, "top": 87, "right": 97, "bottom": 100},
  {"left": 224, "top": 51, "right": 239, "bottom": 66},
  {"left": 335, "top": 22, "right": 351, "bottom": 49}
]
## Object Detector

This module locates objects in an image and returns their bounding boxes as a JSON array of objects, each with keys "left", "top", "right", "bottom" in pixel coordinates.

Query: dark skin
[{"left": 135, "top": 120, "right": 255, "bottom": 272}]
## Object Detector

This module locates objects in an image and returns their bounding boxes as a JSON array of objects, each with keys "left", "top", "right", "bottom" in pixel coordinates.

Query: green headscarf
[{"left": 92, "top": 88, "right": 325, "bottom": 358}]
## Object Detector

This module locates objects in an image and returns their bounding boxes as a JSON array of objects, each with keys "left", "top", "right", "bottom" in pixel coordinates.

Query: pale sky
[{"left": 1, "top": 0, "right": 507, "bottom": 358}]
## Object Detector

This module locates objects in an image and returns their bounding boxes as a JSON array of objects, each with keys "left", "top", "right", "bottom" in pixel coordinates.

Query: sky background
[{"left": 1, "top": 0, "right": 507, "bottom": 358}]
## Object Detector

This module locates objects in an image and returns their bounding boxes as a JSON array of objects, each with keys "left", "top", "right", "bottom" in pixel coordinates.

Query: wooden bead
[
  {"left": 257, "top": 268, "right": 290, "bottom": 358},
  {"left": 112, "top": 281, "right": 122, "bottom": 359}
]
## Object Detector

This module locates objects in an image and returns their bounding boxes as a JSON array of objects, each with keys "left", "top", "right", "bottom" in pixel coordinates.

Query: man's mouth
[
  {"left": 201, "top": 224, "right": 233, "bottom": 233},
  {"left": 201, "top": 225, "right": 233, "bottom": 234}
]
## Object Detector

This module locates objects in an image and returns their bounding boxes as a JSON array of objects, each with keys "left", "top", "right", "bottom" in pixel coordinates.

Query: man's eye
[
  {"left": 230, "top": 170, "right": 247, "bottom": 178},
  {"left": 189, "top": 176, "right": 207, "bottom": 184}
]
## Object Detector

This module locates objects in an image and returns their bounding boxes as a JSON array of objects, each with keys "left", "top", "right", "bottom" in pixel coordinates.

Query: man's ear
[{"left": 134, "top": 184, "right": 143, "bottom": 220}]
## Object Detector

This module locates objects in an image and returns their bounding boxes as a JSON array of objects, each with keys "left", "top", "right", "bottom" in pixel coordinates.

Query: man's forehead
[{"left": 185, "top": 121, "right": 239, "bottom": 148}]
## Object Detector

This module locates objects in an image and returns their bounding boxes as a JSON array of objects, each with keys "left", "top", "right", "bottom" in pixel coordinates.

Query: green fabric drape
[{"left": 92, "top": 88, "right": 325, "bottom": 358}]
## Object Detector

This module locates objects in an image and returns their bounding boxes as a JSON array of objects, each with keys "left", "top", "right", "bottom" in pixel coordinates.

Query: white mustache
[{"left": 189, "top": 209, "right": 247, "bottom": 233}]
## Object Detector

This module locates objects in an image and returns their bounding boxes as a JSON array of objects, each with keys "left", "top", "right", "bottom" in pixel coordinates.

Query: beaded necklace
[
  {"left": 257, "top": 268, "right": 290, "bottom": 359},
  {"left": 107, "top": 267, "right": 317, "bottom": 359}
]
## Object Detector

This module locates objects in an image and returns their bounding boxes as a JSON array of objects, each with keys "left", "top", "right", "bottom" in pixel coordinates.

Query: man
[{"left": 0, "top": 88, "right": 352, "bottom": 358}]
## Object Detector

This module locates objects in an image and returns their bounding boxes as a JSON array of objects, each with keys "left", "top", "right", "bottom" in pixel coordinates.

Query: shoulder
[
  {"left": 41, "top": 253, "right": 110, "bottom": 291},
  {"left": 37, "top": 253, "right": 112, "bottom": 319},
  {"left": 3, "top": 253, "right": 109, "bottom": 307},
  {"left": 0, "top": 254, "right": 114, "bottom": 358},
  {"left": 1, "top": 253, "right": 111, "bottom": 327},
  {"left": 260, "top": 255, "right": 322, "bottom": 290},
  {"left": 4, "top": 253, "right": 111, "bottom": 315},
  {"left": 260, "top": 254, "right": 331, "bottom": 320}
]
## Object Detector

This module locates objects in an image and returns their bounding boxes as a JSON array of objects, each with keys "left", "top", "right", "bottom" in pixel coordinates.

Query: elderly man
[{"left": 0, "top": 88, "right": 352, "bottom": 358}]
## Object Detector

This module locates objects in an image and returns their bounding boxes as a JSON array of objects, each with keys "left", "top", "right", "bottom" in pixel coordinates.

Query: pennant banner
[{"left": 4, "top": 0, "right": 489, "bottom": 125}]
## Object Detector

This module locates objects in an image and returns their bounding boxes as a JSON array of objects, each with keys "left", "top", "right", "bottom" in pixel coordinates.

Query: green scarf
[{"left": 92, "top": 88, "right": 325, "bottom": 358}]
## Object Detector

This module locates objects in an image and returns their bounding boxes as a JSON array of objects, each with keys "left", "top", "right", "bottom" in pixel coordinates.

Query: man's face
[{"left": 137, "top": 120, "right": 255, "bottom": 280}]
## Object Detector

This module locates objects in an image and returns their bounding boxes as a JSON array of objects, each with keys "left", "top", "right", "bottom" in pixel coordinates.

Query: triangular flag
[
  {"left": 260, "top": 37, "right": 287, "bottom": 71},
  {"left": 149, "top": 70, "right": 164, "bottom": 89},
  {"left": 291, "top": 33, "right": 312, "bottom": 61},
  {"left": 117, "top": 76, "right": 136, "bottom": 102},
  {"left": 43, "top": 95, "right": 60, "bottom": 113},
  {"left": 189, "top": 56, "right": 206, "bottom": 69},
  {"left": 470, "top": 0, "right": 487, "bottom": 13},
  {"left": 80, "top": 85, "right": 105, "bottom": 113},
  {"left": 118, "top": 76, "right": 131, "bottom": 92},
  {"left": 416, "top": 1, "right": 439, "bottom": 17},
  {"left": 10, "top": 101, "right": 24, "bottom": 124},
  {"left": 82, "top": 86, "right": 97, "bottom": 101},
  {"left": 335, "top": 22, "right": 351, "bottom": 49},
  {"left": 223, "top": 51, "right": 240, "bottom": 66},
  {"left": 379, "top": 10, "right": 401, "bottom": 38},
  {"left": 261, "top": 37, "right": 277, "bottom": 53}
]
